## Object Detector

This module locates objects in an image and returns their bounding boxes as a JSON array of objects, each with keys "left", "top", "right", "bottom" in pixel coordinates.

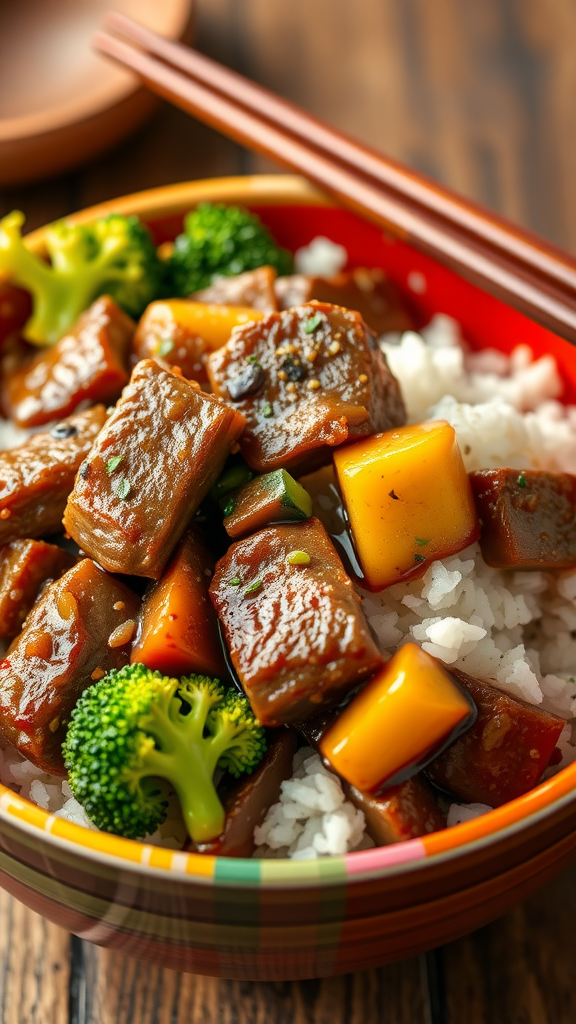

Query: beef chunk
[
  {"left": 63, "top": 360, "right": 245, "bottom": 579},
  {"left": 274, "top": 268, "right": 413, "bottom": 336},
  {"left": 426, "top": 669, "right": 564, "bottom": 806},
  {"left": 210, "top": 517, "right": 383, "bottom": 725},
  {"left": 0, "top": 558, "right": 140, "bottom": 774},
  {"left": 470, "top": 468, "right": 576, "bottom": 569},
  {"left": 222, "top": 468, "right": 312, "bottom": 539},
  {"left": 0, "top": 539, "right": 76, "bottom": 638},
  {"left": 207, "top": 302, "right": 406, "bottom": 474},
  {"left": 2, "top": 297, "right": 134, "bottom": 428},
  {"left": 131, "top": 524, "right": 225, "bottom": 678},
  {"left": 345, "top": 776, "right": 446, "bottom": 845},
  {"left": 0, "top": 405, "right": 107, "bottom": 544},
  {"left": 196, "top": 728, "right": 298, "bottom": 857},
  {"left": 132, "top": 301, "right": 212, "bottom": 382},
  {"left": 192, "top": 266, "right": 278, "bottom": 313}
]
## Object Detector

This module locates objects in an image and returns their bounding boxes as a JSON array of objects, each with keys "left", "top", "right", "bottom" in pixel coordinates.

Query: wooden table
[{"left": 1, "top": 1, "right": 576, "bottom": 1020}]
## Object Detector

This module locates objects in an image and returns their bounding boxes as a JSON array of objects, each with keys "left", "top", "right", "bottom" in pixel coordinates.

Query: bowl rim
[
  {"left": 3, "top": 172, "right": 575, "bottom": 889},
  {"left": 0, "top": 0, "right": 192, "bottom": 143}
]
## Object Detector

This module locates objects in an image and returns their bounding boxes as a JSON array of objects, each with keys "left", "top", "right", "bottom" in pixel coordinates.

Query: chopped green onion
[
  {"left": 222, "top": 498, "right": 236, "bottom": 518},
  {"left": 113, "top": 477, "right": 131, "bottom": 500},
  {"left": 244, "top": 579, "right": 263, "bottom": 595},
  {"left": 413, "top": 553, "right": 426, "bottom": 564},
  {"left": 304, "top": 313, "right": 323, "bottom": 334},
  {"left": 517, "top": 474, "right": 528, "bottom": 488},
  {"left": 286, "top": 550, "right": 310, "bottom": 565},
  {"left": 246, "top": 354, "right": 260, "bottom": 365},
  {"left": 106, "top": 456, "right": 123, "bottom": 475},
  {"left": 415, "top": 537, "right": 431, "bottom": 547},
  {"left": 262, "top": 403, "right": 273, "bottom": 418},
  {"left": 157, "top": 338, "right": 174, "bottom": 357},
  {"left": 228, "top": 577, "right": 241, "bottom": 587}
]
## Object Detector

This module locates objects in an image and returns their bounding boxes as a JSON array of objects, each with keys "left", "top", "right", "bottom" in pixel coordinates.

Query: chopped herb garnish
[
  {"left": 113, "top": 477, "right": 131, "bottom": 500},
  {"left": 246, "top": 354, "right": 260, "bottom": 365},
  {"left": 262, "top": 403, "right": 273, "bottom": 418},
  {"left": 413, "top": 553, "right": 426, "bottom": 564},
  {"left": 244, "top": 579, "right": 263, "bottom": 595},
  {"left": 228, "top": 577, "right": 241, "bottom": 587},
  {"left": 389, "top": 489, "right": 400, "bottom": 500},
  {"left": 222, "top": 498, "right": 236, "bottom": 518},
  {"left": 517, "top": 474, "right": 528, "bottom": 488},
  {"left": 286, "top": 550, "right": 310, "bottom": 565},
  {"left": 304, "top": 313, "right": 323, "bottom": 334},
  {"left": 157, "top": 338, "right": 174, "bottom": 357},
  {"left": 415, "top": 537, "right": 431, "bottom": 547},
  {"left": 106, "top": 455, "right": 123, "bottom": 475}
]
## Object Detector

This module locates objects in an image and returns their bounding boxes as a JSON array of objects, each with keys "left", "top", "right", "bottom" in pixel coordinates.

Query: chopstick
[
  {"left": 93, "top": 17, "right": 576, "bottom": 345},
  {"left": 100, "top": 11, "right": 576, "bottom": 301}
]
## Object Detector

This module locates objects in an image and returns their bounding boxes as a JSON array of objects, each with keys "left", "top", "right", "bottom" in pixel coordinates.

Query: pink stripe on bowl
[{"left": 346, "top": 839, "right": 427, "bottom": 874}]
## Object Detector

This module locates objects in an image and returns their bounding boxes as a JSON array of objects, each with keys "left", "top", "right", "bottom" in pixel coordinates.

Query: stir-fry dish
[{"left": 0, "top": 203, "right": 575, "bottom": 859}]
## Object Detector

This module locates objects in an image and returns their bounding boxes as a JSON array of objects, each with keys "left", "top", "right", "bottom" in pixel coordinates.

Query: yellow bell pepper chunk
[
  {"left": 333, "top": 420, "right": 479, "bottom": 591},
  {"left": 141, "top": 300, "right": 265, "bottom": 352},
  {"left": 320, "top": 643, "right": 473, "bottom": 792}
]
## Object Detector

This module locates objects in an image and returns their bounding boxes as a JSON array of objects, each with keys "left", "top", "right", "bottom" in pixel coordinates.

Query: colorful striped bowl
[{"left": 2, "top": 176, "right": 576, "bottom": 979}]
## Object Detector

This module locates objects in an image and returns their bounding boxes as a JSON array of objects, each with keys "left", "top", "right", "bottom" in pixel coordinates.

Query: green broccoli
[
  {"left": 0, "top": 210, "right": 167, "bottom": 347},
  {"left": 62, "top": 664, "right": 266, "bottom": 843},
  {"left": 167, "top": 202, "right": 293, "bottom": 296}
]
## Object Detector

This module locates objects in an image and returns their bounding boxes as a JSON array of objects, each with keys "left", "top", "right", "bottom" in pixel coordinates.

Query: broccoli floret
[
  {"left": 167, "top": 202, "right": 293, "bottom": 296},
  {"left": 62, "top": 664, "right": 266, "bottom": 843},
  {"left": 0, "top": 210, "right": 167, "bottom": 346}
]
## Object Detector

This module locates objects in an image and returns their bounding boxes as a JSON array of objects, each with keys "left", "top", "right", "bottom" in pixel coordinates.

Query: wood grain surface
[{"left": 1, "top": 0, "right": 576, "bottom": 1021}]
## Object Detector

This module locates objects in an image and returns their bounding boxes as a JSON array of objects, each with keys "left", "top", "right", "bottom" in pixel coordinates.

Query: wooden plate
[{"left": 0, "top": 0, "right": 193, "bottom": 186}]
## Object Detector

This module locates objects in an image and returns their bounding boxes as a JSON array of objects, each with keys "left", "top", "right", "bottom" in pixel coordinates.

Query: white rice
[
  {"left": 3, "top": 308, "right": 576, "bottom": 858},
  {"left": 294, "top": 236, "right": 348, "bottom": 277}
]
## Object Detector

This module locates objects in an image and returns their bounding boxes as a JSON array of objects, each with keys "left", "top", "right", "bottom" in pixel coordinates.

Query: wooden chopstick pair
[{"left": 94, "top": 12, "right": 576, "bottom": 344}]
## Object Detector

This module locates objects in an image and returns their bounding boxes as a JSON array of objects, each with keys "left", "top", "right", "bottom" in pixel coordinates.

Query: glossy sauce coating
[
  {"left": 0, "top": 558, "right": 140, "bottom": 775},
  {"left": 0, "top": 539, "right": 76, "bottom": 638},
  {"left": 1, "top": 296, "right": 134, "bottom": 428},
  {"left": 470, "top": 468, "right": 576, "bottom": 569},
  {"left": 426, "top": 669, "right": 564, "bottom": 806},
  {"left": 63, "top": 360, "right": 246, "bottom": 579},
  {"left": 193, "top": 266, "right": 278, "bottom": 313},
  {"left": 345, "top": 776, "right": 446, "bottom": 845},
  {"left": 274, "top": 268, "right": 413, "bottom": 336},
  {"left": 131, "top": 524, "right": 226, "bottom": 678},
  {"left": 0, "top": 404, "right": 107, "bottom": 544},
  {"left": 196, "top": 728, "right": 298, "bottom": 857},
  {"left": 210, "top": 518, "right": 383, "bottom": 725},
  {"left": 207, "top": 302, "right": 406, "bottom": 475},
  {"left": 222, "top": 469, "right": 312, "bottom": 539}
]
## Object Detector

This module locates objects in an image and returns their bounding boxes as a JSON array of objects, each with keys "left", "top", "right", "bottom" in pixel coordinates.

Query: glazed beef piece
[
  {"left": 196, "top": 728, "right": 298, "bottom": 857},
  {"left": 192, "top": 266, "right": 278, "bottom": 313},
  {"left": 470, "top": 469, "right": 576, "bottom": 570},
  {"left": 1, "top": 297, "right": 134, "bottom": 428},
  {"left": 0, "top": 405, "right": 107, "bottom": 544},
  {"left": 345, "top": 776, "right": 446, "bottom": 845},
  {"left": 63, "top": 360, "right": 245, "bottom": 579},
  {"left": 0, "top": 558, "right": 140, "bottom": 775},
  {"left": 132, "top": 301, "right": 212, "bottom": 382},
  {"left": 207, "top": 302, "right": 406, "bottom": 474},
  {"left": 131, "top": 524, "right": 226, "bottom": 678},
  {"left": 426, "top": 669, "right": 564, "bottom": 807},
  {"left": 0, "top": 539, "right": 76, "bottom": 638},
  {"left": 274, "top": 269, "right": 413, "bottom": 336},
  {"left": 210, "top": 517, "right": 383, "bottom": 725}
]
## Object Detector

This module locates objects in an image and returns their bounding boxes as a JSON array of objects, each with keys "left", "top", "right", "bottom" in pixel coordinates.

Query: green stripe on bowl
[
  {"left": 260, "top": 856, "right": 347, "bottom": 886},
  {"left": 214, "top": 857, "right": 261, "bottom": 885}
]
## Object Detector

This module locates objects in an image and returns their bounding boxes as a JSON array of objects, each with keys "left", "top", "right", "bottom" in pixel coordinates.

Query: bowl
[
  {"left": 0, "top": 0, "right": 193, "bottom": 186},
  {"left": 2, "top": 175, "right": 576, "bottom": 980}
]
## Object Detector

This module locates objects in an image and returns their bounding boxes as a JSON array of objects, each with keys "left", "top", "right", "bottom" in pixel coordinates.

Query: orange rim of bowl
[{"left": 1, "top": 173, "right": 574, "bottom": 887}]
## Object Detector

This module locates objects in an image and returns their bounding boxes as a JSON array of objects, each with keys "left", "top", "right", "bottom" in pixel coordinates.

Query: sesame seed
[
  {"left": 277, "top": 370, "right": 288, "bottom": 381},
  {"left": 307, "top": 379, "right": 320, "bottom": 390},
  {"left": 286, "top": 382, "right": 297, "bottom": 393},
  {"left": 287, "top": 393, "right": 298, "bottom": 403},
  {"left": 0, "top": 509, "right": 11, "bottom": 520},
  {"left": 358, "top": 373, "right": 368, "bottom": 384},
  {"left": 304, "top": 348, "right": 317, "bottom": 362},
  {"left": 328, "top": 341, "right": 340, "bottom": 355}
]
